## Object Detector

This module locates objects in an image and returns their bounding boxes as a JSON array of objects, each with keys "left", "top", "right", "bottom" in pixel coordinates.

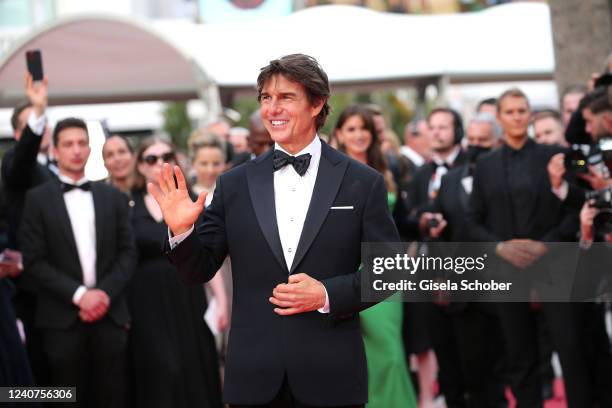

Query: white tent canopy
[{"left": 0, "top": 2, "right": 554, "bottom": 109}]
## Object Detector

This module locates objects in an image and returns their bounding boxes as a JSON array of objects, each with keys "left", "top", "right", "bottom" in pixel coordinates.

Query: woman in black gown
[{"left": 128, "top": 137, "right": 222, "bottom": 408}]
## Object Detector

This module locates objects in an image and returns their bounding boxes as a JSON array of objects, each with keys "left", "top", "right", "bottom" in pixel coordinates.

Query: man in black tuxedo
[
  {"left": 1, "top": 73, "right": 55, "bottom": 385},
  {"left": 467, "top": 88, "right": 611, "bottom": 408},
  {"left": 149, "top": 54, "right": 399, "bottom": 408},
  {"left": 20, "top": 118, "right": 136, "bottom": 407}
]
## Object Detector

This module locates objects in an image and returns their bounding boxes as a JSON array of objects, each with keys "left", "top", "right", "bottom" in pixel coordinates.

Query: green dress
[{"left": 360, "top": 192, "right": 418, "bottom": 408}]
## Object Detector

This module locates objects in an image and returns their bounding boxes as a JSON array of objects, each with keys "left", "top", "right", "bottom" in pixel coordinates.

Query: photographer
[{"left": 548, "top": 86, "right": 612, "bottom": 210}]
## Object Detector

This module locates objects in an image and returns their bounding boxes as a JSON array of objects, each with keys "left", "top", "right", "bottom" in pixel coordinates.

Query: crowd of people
[{"left": 0, "top": 52, "right": 612, "bottom": 408}]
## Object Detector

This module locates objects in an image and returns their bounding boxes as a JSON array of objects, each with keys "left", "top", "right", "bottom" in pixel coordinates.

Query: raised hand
[
  {"left": 147, "top": 163, "right": 206, "bottom": 236},
  {"left": 24, "top": 72, "right": 48, "bottom": 117}
]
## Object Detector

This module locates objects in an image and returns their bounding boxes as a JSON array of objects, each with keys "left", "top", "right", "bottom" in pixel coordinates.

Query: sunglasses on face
[{"left": 142, "top": 152, "right": 176, "bottom": 165}]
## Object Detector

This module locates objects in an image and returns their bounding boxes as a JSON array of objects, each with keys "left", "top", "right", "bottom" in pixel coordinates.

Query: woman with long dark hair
[
  {"left": 128, "top": 137, "right": 222, "bottom": 408},
  {"left": 335, "top": 105, "right": 417, "bottom": 408}
]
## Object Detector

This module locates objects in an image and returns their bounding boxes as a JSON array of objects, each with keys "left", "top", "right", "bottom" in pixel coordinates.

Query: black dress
[{"left": 128, "top": 189, "right": 222, "bottom": 408}]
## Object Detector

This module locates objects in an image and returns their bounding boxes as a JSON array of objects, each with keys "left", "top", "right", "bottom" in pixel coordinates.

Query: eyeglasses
[{"left": 142, "top": 152, "right": 175, "bottom": 165}]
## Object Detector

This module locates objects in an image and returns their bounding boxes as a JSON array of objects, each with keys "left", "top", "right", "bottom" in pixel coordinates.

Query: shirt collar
[
  {"left": 433, "top": 145, "right": 461, "bottom": 167},
  {"left": 59, "top": 173, "right": 89, "bottom": 186},
  {"left": 274, "top": 136, "right": 321, "bottom": 176}
]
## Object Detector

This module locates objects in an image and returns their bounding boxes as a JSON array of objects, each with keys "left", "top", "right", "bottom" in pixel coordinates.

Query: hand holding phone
[{"left": 26, "top": 50, "right": 43, "bottom": 81}]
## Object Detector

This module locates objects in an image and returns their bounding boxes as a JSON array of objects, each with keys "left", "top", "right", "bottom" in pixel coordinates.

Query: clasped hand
[
  {"left": 79, "top": 289, "right": 110, "bottom": 323},
  {"left": 269, "top": 273, "right": 326, "bottom": 316}
]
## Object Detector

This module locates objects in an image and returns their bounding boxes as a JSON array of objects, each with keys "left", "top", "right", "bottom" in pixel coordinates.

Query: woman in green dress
[{"left": 335, "top": 105, "right": 417, "bottom": 408}]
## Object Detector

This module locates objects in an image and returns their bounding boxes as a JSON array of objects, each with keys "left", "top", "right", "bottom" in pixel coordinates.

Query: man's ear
[{"left": 310, "top": 97, "right": 327, "bottom": 119}]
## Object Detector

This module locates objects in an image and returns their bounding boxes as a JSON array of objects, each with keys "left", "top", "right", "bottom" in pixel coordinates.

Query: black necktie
[
  {"left": 272, "top": 150, "right": 312, "bottom": 177},
  {"left": 61, "top": 182, "right": 91, "bottom": 193}
]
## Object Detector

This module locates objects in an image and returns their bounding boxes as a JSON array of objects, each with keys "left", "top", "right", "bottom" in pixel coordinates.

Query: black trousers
[
  {"left": 43, "top": 317, "right": 128, "bottom": 408},
  {"left": 230, "top": 377, "right": 364, "bottom": 408},
  {"left": 496, "top": 302, "right": 612, "bottom": 408}
]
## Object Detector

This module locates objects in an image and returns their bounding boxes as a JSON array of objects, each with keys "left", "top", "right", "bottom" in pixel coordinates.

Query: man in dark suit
[
  {"left": 406, "top": 107, "right": 468, "bottom": 234},
  {"left": 425, "top": 112, "right": 507, "bottom": 408},
  {"left": 467, "top": 88, "right": 611, "bottom": 408},
  {"left": 1, "top": 73, "right": 55, "bottom": 385},
  {"left": 149, "top": 54, "right": 399, "bottom": 408},
  {"left": 20, "top": 118, "right": 136, "bottom": 407}
]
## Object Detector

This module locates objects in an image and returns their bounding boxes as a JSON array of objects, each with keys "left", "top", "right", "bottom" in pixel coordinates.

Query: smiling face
[
  {"left": 259, "top": 74, "right": 323, "bottom": 154},
  {"left": 103, "top": 136, "right": 134, "bottom": 181},
  {"left": 336, "top": 114, "right": 372, "bottom": 160}
]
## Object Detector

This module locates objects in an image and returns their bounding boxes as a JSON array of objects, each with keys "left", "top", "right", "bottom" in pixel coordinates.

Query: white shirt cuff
[
  {"left": 551, "top": 180, "right": 568, "bottom": 201},
  {"left": 27, "top": 110, "right": 46, "bottom": 136},
  {"left": 317, "top": 286, "right": 330, "bottom": 314},
  {"left": 72, "top": 286, "right": 87, "bottom": 306},
  {"left": 168, "top": 225, "right": 194, "bottom": 249}
]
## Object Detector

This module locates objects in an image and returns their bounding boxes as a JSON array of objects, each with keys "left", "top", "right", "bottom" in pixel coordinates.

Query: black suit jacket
[
  {"left": 19, "top": 179, "right": 136, "bottom": 329},
  {"left": 166, "top": 142, "right": 399, "bottom": 406},
  {"left": 1, "top": 125, "right": 55, "bottom": 249},
  {"left": 467, "top": 142, "right": 578, "bottom": 243},
  {"left": 405, "top": 150, "right": 467, "bottom": 238},
  {"left": 433, "top": 165, "right": 473, "bottom": 242}
]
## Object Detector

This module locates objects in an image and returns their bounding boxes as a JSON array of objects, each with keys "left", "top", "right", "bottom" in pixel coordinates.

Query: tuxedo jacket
[
  {"left": 433, "top": 165, "right": 473, "bottom": 242},
  {"left": 466, "top": 143, "right": 578, "bottom": 243},
  {"left": 1, "top": 125, "right": 55, "bottom": 249},
  {"left": 19, "top": 179, "right": 136, "bottom": 329},
  {"left": 405, "top": 150, "right": 467, "bottom": 239},
  {"left": 167, "top": 141, "right": 399, "bottom": 406}
]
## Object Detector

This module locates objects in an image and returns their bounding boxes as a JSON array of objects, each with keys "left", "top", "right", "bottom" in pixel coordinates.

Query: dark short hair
[
  {"left": 52, "top": 118, "right": 88, "bottom": 146},
  {"left": 531, "top": 109, "right": 563, "bottom": 125},
  {"left": 11, "top": 102, "right": 32, "bottom": 132},
  {"left": 579, "top": 87, "right": 608, "bottom": 111},
  {"left": 257, "top": 54, "right": 331, "bottom": 130},
  {"left": 476, "top": 98, "right": 497, "bottom": 112},
  {"left": 581, "top": 86, "right": 611, "bottom": 114},
  {"left": 497, "top": 88, "right": 530, "bottom": 111}
]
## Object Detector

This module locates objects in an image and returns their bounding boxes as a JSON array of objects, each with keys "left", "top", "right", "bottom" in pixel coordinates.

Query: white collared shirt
[
  {"left": 273, "top": 136, "right": 321, "bottom": 270},
  {"left": 58, "top": 174, "right": 97, "bottom": 304},
  {"left": 429, "top": 146, "right": 461, "bottom": 197}
]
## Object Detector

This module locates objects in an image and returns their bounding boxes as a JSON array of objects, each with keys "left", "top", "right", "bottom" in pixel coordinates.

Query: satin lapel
[
  {"left": 50, "top": 180, "right": 80, "bottom": 260},
  {"left": 290, "top": 143, "right": 348, "bottom": 274},
  {"left": 247, "top": 150, "right": 288, "bottom": 273}
]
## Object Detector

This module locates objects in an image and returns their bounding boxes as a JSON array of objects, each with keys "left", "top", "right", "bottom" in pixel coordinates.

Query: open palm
[{"left": 147, "top": 164, "right": 206, "bottom": 236}]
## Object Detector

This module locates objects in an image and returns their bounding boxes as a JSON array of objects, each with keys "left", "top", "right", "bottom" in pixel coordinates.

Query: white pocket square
[{"left": 330, "top": 206, "right": 354, "bottom": 210}]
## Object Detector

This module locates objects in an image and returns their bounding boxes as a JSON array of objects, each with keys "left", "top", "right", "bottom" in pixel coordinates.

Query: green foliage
[{"left": 162, "top": 101, "right": 191, "bottom": 151}]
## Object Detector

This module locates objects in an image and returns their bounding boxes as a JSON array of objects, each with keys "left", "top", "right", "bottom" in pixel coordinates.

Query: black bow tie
[
  {"left": 434, "top": 162, "right": 449, "bottom": 170},
  {"left": 61, "top": 181, "right": 91, "bottom": 193},
  {"left": 272, "top": 150, "right": 312, "bottom": 177}
]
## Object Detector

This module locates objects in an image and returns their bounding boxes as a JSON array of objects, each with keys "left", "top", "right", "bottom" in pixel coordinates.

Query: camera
[
  {"left": 428, "top": 218, "right": 440, "bottom": 228},
  {"left": 565, "top": 140, "right": 612, "bottom": 179},
  {"left": 586, "top": 187, "right": 612, "bottom": 209},
  {"left": 564, "top": 144, "right": 591, "bottom": 174}
]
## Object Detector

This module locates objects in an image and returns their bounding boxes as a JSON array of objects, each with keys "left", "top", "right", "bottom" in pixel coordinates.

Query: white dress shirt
[
  {"left": 429, "top": 146, "right": 461, "bottom": 197},
  {"left": 58, "top": 174, "right": 97, "bottom": 305},
  {"left": 170, "top": 136, "right": 330, "bottom": 312}
]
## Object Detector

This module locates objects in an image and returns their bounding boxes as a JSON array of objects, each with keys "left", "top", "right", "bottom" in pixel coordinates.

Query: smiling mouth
[{"left": 270, "top": 120, "right": 289, "bottom": 127}]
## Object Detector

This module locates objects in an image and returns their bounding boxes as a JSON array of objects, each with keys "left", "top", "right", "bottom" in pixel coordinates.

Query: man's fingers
[
  {"left": 162, "top": 163, "right": 176, "bottom": 194},
  {"left": 274, "top": 307, "right": 302, "bottom": 316},
  {"left": 288, "top": 273, "right": 307, "bottom": 284},
  {"left": 272, "top": 289, "right": 298, "bottom": 302},
  {"left": 269, "top": 297, "right": 295, "bottom": 308},
  {"left": 174, "top": 165, "right": 188, "bottom": 191},
  {"left": 274, "top": 283, "right": 295, "bottom": 293},
  {"left": 157, "top": 165, "right": 169, "bottom": 195},
  {"left": 195, "top": 192, "right": 207, "bottom": 210},
  {"left": 147, "top": 182, "right": 163, "bottom": 204}
]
